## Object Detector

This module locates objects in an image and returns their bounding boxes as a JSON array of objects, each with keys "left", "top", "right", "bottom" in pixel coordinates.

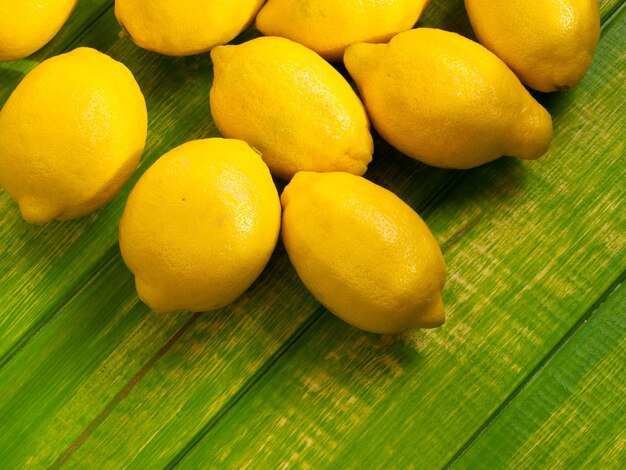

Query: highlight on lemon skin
[
  {"left": 465, "top": 0, "right": 600, "bottom": 92},
  {"left": 344, "top": 28, "right": 553, "bottom": 170},
  {"left": 119, "top": 138, "right": 281, "bottom": 314},
  {"left": 281, "top": 171, "right": 446, "bottom": 335},
  {"left": 0, "top": 0, "right": 77, "bottom": 62},
  {"left": 114, "top": 0, "right": 265, "bottom": 56},
  {"left": 256, "top": 0, "right": 430, "bottom": 62},
  {"left": 0, "top": 47, "right": 147, "bottom": 225},
  {"left": 210, "top": 36, "right": 373, "bottom": 180}
]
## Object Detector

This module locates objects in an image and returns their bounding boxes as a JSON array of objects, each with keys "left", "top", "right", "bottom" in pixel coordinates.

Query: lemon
[
  {"left": 119, "top": 138, "right": 281, "bottom": 313},
  {"left": 344, "top": 28, "right": 553, "bottom": 169},
  {"left": 465, "top": 0, "right": 600, "bottom": 92},
  {"left": 0, "top": 0, "right": 77, "bottom": 61},
  {"left": 256, "top": 0, "right": 430, "bottom": 62},
  {"left": 115, "top": 0, "right": 264, "bottom": 56},
  {"left": 210, "top": 37, "right": 373, "bottom": 180},
  {"left": 0, "top": 47, "right": 147, "bottom": 224},
  {"left": 282, "top": 172, "right": 446, "bottom": 334}
]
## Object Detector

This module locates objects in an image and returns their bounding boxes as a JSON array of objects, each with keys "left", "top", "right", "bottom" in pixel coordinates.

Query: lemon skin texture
[
  {"left": 0, "top": 0, "right": 77, "bottom": 61},
  {"left": 465, "top": 0, "right": 600, "bottom": 92},
  {"left": 210, "top": 37, "right": 373, "bottom": 180},
  {"left": 115, "top": 0, "right": 265, "bottom": 56},
  {"left": 256, "top": 0, "right": 430, "bottom": 62},
  {"left": 0, "top": 47, "right": 147, "bottom": 224},
  {"left": 344, "top": 28, "right": 553, "bottom": 169},
  {"left": 119, "top": 139, "right": 281, "bottom": 314},
  {"left": 281, "top": 172, "right": 446, "bottom": 335}
]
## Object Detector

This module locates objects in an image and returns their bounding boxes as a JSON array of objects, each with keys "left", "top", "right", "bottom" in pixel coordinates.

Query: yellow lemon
[
  {"left": 281, "top": 172, "right": 446, "bottom": 334},
  {"left": 210, "top": 37, "right": 373, "bottom": 180},
  {"left": 119, "top": 138, "right": 281, "bottom": 313},
  {"left": 0, "top": 0, "right": 77, "bottom": 61},
  {"left": 345, "top": 28, "right": 553, "bottom": 169},
  {"left": 465, "top": 0, "right": 600, "bottom": 92},
  {"left": 0, "top": 47, "right": 147, "bottom": 224},
  {"left": 256, "top": 0, "right": 430, "bottom": 62},
  {"left": 115, "top": 0, "right": 264, "bottom": 56}
]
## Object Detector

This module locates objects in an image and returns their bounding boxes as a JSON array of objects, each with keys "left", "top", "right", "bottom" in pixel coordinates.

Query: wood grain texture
[
  {"left": 0, "top": 4, "right": 472, "bottom": 468},
  {"left": 0, "top": 4, "right": 214, "bottom": 362},
  {"left": 453, "top": 283, "right": 625, "bottom": 469},
  {"left": 0, "top": 0, "right": 623, "bottom": 468},
  {"left": 54, "top": 4, "right": 485, "bottom": 468},
  {"left": 0, "top": 254, "right": 192, "bottom": 468},
  {"left": 176, "top": 7, "right": 626, "bottom": 469},
  {"left": 0, "top": 0, "right": 113, "bottom": 104}
]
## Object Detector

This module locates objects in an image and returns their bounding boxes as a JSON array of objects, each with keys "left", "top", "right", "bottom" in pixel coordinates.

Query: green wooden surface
[
  {"left": 0, "top": 0, "right": 624, "bottom": 468},
  {"left": 455, "top": 283, "right": 625, "bottom": 469},
  {"left": 0, "top": 0, "right": 113, "bottom": 360},
  {"left": 0, "top": 255, "right": 191, "bottom": 468},
  {"left": 0, "top": 1, "right": 218, "bottom": 362},
  {"left": 175, "top": 7, "right": 626, "bottom": 465},
  {"left": 0, "top": 0, "right": 112, "bottom": 103}
]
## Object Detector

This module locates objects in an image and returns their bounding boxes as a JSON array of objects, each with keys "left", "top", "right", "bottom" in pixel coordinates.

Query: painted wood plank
[
  {"left": 0, "top": 22, "right": 325, "bottom": 470},
  {"left": 453, "top": 282, "right": 625, "bottom": 469},
  {"left": 0, "top": 254, "right": 192, "bottom": 469},
  {"left": 175, "top": 8, "right": 626, "bottom": 469},
  {"left": 0, "top": 11, "right": 316, "bottom": 470},
  {"left": 0, "top": 5, "right": 214, "bottom": 361},
  {"left": 0, "top": 246, "right": 323, "bottom": 469},
  {"left": 57, "top": 248, "right": 321, "bottom": 469},
  {"left": 0, "top": 0, "right": 113, "bottom": 104}
]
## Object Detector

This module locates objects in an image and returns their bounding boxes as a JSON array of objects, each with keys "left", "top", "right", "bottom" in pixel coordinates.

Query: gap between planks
[
  {"left": 50, "top": 312, "right": 202, "bottom": 469},
  {"left": 50, "top": 309, "right": 325, "bottom": 466},
  {"left": 443, "top": 273, "right": 626, "bottom": 469},
  {"left": 0, "top": 2, "right": 117, "bottom": 372},
  {"left": 65, "top": 2, "right": 115, "bottom": 52},
  {"left": 47, "top": 169, "right": 467, "bottom": 466},
  {"left": 443, "top": 3, "right": 626, "bottom": 463},
  {"left": 158, "top": 169, "right": 467, "bottom": 468},
  {"left": 602, "top": 0, "right": 626, "bottom": 21},
  {"left": 0, "top": 245, "right": 119, "bottom": 370},
  {"left": 164, "top": 310, "right": 326, "bottom": 470}
]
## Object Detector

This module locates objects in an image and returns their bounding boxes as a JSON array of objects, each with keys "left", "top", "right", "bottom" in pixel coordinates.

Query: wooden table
[{"left": 1, "top": 1, "right": 624, "bottom": 468}]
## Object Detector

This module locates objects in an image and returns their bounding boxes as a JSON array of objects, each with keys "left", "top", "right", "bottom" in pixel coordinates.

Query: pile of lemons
[{"left": 0, "top": 1, "right": 600, "bottom": 334}]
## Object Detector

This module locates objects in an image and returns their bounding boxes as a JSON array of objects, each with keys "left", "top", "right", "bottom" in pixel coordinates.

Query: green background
[{"left": 0, "top": 1, "right": 624, "bottom": 468}]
